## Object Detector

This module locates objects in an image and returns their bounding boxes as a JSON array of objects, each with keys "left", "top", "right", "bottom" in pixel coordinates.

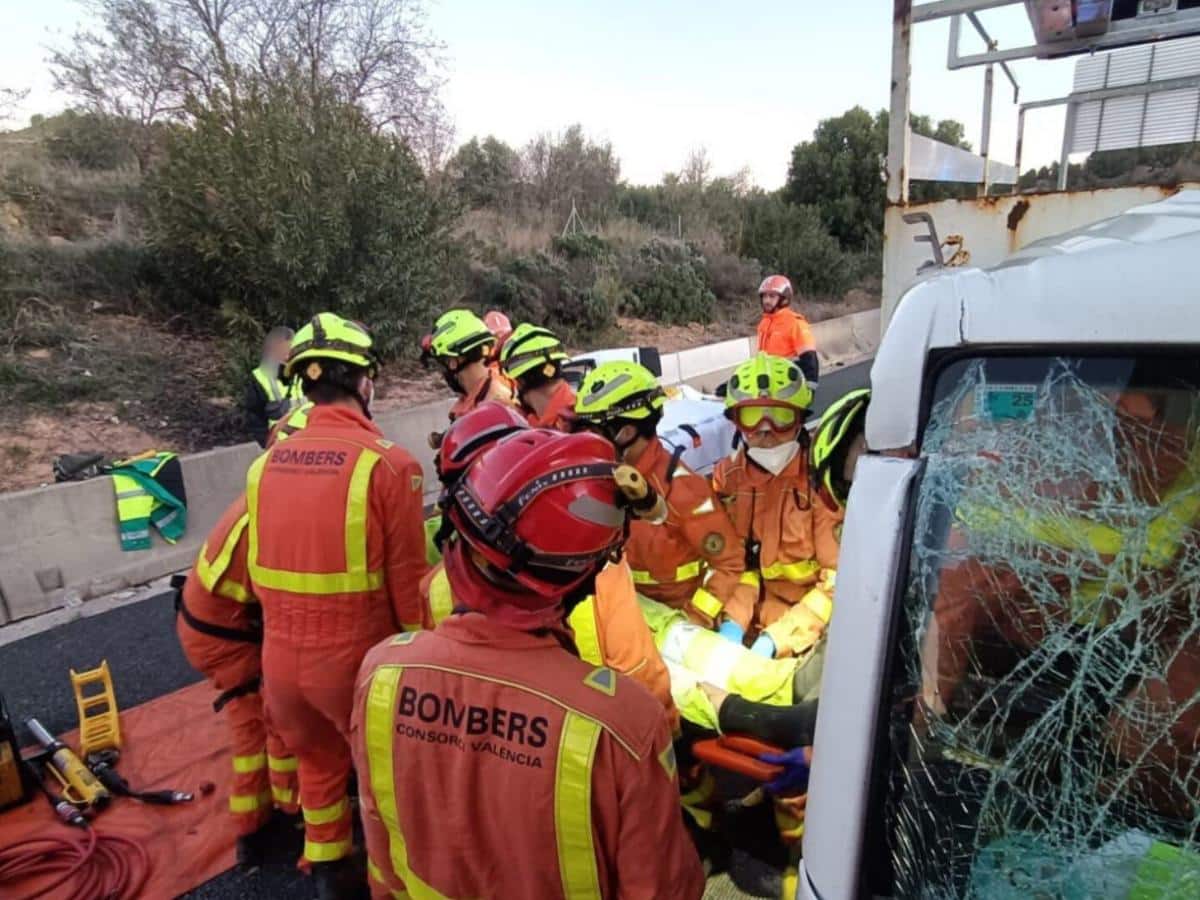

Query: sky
[{"left": 1, "top": 0, "right": 1081, "bottom": 188}]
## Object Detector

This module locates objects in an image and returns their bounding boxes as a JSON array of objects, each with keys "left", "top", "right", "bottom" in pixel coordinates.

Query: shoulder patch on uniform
[
  {"left": 702, "top": 532, "right": 725, "bottom": 555},
  {"left": 692, "top": 497, "right": 715, "bottom": 515},
  {"left": 411, "top": 474, "right": 423, "bottom": 493},
  {"left": 583, "top": 666, "right": 617, "bottom": 696},
  {"left": 658, "top": 742, "right": 677, "bottom": 780},
  {"left": 376, "top": 438, "right": 395, "bottom": 449},
  {"left": 390, "top": 631, "right": 419, "bottom": 646}
]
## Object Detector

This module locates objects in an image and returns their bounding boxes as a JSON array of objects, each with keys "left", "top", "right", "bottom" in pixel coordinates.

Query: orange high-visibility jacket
[
  {"left": 625, "top": 439, "right": 757, "bottom": 629},
  {"left": 419, "top": 558, "right": 679, "bottom": 731},
  {"left": 350, "top": 614, "right": 705, "bottom": 900},
  {"left": 449, "top": 367, "right": 517, "bottom": 422},
  {"left": 246, "top": 405, "right": 428, "bottom": 644},
  {"left": 713, "top": 447, "right": 841, "bottom": 629},
  {"left": 526, "top": 380, "right": 578, "bottom": 432},
  {"left": 757, "top": 307, "right": 815, "bottom": 359}
]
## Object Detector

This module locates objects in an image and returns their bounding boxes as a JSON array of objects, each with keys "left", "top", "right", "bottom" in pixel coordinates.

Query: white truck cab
[{"left": 801, "top": 191, "right": 1200, "bottom": 898}]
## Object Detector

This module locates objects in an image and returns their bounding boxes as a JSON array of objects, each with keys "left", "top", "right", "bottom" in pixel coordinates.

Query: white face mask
[{"left": 747, "top": 441, "right": 800, "bottom": 475}]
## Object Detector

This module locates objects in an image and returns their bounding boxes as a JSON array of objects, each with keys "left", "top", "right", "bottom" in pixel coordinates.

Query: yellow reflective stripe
[
  {"left": 253, "top": 367, "right": 283, "bottom": 403},
  {"left": 555, "top": 713, "right": 602, "bottom": 900},
  {"left": 305, "top": 838, "right": 352, "bottom": 863},
  {"left": 229, "top": 789, "right": 272, "bottom": 813},
  {"left": 268, "top": 754, "right": 298, "bottom": 773},
  {"left": 368, "top": 859, "right": 410, "bottom": 898},
  {"left": 800, "top": 587, "right": 834, "bottom": 624},
  {"left": 628, "top": 560, "right": 702, "bottom": 585},
  {"left": 429, "top": 568, "right": 455, "bottom": 626},
  {"left": 567, "top": 597, "right": 602, "bottom": 666},
  {"left": 271, "top": 785, "right": 295, "bottom": 805},
  {"left": 760, "top": 559, "right": 821, "bottom": 583},
  {"left": 214, "top": 580, "right": 252, "bottom": 604},
  {"left": 690, "top": 587, "right": 723, "bottom": 619},
  {"left": 197, "top": 514, "right": 251, "bottom": 592},
  {"left": 739, "top": 571, "right": 761, "bottom": 588},
  {"left": 247, "top": 449, "right": 385, "bottom": 595},
  {"left": 303, "top": 796, "right": 350, "bottom": 826},
  {"left": 232, "top": 751, "right": 267, "bottom": 774},
  {"left": 365, "top": 665, "right": 451, "bottom": 899}
]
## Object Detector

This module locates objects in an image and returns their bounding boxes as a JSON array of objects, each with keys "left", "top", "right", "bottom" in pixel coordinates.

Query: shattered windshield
[{"left": 881, "top": 354, "right": 1200, "bottom": 899}]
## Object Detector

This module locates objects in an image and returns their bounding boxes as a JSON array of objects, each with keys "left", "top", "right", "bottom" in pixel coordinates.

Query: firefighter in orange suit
[
  {"left": 573, "top": 361, "right": 757, "bottom": 634},
  {"left": 499, "top": 323, "right": 579, "bottom": 431},
  {"left": 419, "top": 401, "right": 679, "bottom": 730},
  {"left": 246, "top": 312, "right": 427, "bottom": 898},
  {"left": 351, "top": 429, "right": 705, "bottom": 900},
  {"left": 175, "top": 495, "right": 299, "bottom": 867},
  {"left": 756, "top": 274, "right": 818, "bottom": 386},
  {"left": 714, "top": 353, "right": 841, "bottom": 657}
]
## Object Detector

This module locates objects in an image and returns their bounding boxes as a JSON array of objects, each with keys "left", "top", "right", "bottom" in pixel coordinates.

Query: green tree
[
  {"left": 739, "top": 193, "right": 854, "bottom": 297},
  {"left": 147, "top": 77, "right": 459, "bottom": 360},
  {"left": 447, "top": 136, "right": 522, "bottom": 209},
  {"left": 783, "top": 107, "right": 971, "bottom": 251},
  {"left": 523, "top": 124, "right": 620, "bottom": 218}
]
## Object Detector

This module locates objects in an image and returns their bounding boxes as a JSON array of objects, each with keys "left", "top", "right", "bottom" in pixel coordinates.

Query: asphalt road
[{"left": 0, "top": 357, "right": 873, "bottom": 899}]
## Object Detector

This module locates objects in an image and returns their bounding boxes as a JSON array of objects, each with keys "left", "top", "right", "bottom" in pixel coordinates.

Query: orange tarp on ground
[{"left": 0, "top": 682, "right": 240, "bottom": 899}]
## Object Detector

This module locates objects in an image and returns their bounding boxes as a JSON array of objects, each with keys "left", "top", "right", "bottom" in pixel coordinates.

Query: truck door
[{"left": 856, "top": 351, "right": 1200, "bottom": 898}]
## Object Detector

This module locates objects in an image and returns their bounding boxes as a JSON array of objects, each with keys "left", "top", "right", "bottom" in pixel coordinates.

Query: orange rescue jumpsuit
[
  {"left": 350, "top": 614, "right": 705, "bottom": 900},
  {"left": 448, "top": 366, "right": 517, "bottom": 421},
  {"left": 176, "top": 496, "right": 299, "bottom": 835},
  {"left": 246, "top": 404, "right": 428, "bottom": 865},
  {"left": 713, "top": 446, "right": 841, "bottom": 633},
  {"left": 418, "top": 558, "right": 679, "bottom": 731},
  {"left": 757, "top": 307, "right": 815, "bottom": 359},
  {"left": 625, "top": 439, "right": 757, "bottom": 629},
  {"left": 526, "top": 380, "right": 578, "bottom": 432}
]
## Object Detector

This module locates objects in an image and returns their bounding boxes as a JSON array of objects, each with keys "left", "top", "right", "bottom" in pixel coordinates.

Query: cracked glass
[{"left": 881, "top": 354, "right": 1200, "bottom": 899}]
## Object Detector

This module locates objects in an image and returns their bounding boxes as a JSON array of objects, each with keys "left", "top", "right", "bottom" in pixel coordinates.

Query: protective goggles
[{"left": 730, "top": 402, "right": 801, "bottom": 432}]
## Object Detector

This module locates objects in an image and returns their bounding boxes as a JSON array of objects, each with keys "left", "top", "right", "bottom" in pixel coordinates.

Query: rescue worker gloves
[
  {"left": 812, "top": 388, "right": 870, "bottom": 509},
  {"left": 285, "top": 312, "right": 378, "bottom": 380},
  {"left": 724, "top": 353, "right": 814, "bottom": 432},
  {"left": 444, "top": 429, "right": 626, "bottom": 609},
  {"left": 499, "top": 323, "right": 569, "bottom": 383},
  {"left": 750, "top": 634, "right": 775, "bottom": 658},
  {"left": 717, "top": 620, "right": 746, "bottom": 645}
]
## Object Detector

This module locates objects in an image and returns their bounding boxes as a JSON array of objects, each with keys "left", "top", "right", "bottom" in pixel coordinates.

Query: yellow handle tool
[
  {"left": 614, "top": 465, "right": 668, "bottom": 524},
  {"left": 26, "top": 718, "right": 110, "bottom": 810}
]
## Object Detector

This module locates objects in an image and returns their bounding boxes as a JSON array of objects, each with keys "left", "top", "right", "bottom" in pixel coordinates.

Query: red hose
[{"left": 0, "top": 825, "right": 150, "bottom": 900}]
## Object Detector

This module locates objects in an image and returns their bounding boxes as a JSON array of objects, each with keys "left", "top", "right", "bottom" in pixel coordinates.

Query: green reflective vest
[
  {"left": 110, "top": 452, "right": 187, "bottom": 551},
  {"left": 252, "top": 364, "right": 302, "bottom": 428}
]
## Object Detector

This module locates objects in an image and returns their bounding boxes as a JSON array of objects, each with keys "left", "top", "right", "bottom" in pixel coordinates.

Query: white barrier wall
[{"left": 0, "top": 309, "right": 880, "bottom": 626}]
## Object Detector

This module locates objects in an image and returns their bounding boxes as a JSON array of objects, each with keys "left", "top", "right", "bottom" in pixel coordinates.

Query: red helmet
[
  {"left": 445, "top": 430, "right": 624, "bottom": 627},
  {"left": 435, "top": 401, "right": 529, "bottom": 485},
  {"left": 758, "top": 275, "right": 794, "bottom": 304},
  {"left": 483, "top": 310, "right": 513, "bottom": 341}
]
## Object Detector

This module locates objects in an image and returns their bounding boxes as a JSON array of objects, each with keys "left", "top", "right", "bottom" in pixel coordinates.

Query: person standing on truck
[
  {"left": 714, "top": 354, "right": 842, "bottom": 658},
  {"left": 420, "top": 309, "right": 516, "bottom": 424},
  {"left": 350, "top": 429, "right": 705, "bottom": 900},
  {"left": 175, "top": 495, "right": 300, "bottom": 869},
  {"left": 573, "top": 361, "right": 757, "bottom": 637},
  {"left": 756, "top": 275, "right": 819, "bottom": 387},
  {"left": 244, "top": 325, "right": 303, "bottom": 447},
  {"left": 499, "top": 322, "right": 579, "bottom": 431},
  {"left": 246, "top": 312, "right": 427, "bottom": 899},
  {"left": 419, "top": 400, "right": 679, "bottom": 730}
]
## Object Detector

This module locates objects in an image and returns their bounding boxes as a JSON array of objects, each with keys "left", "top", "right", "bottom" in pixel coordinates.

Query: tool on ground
[
  {"left": 25, "top": 717, "right": 111, "bottom": 810},
  {"left": 692, "top": 734, "right": 786, "bottom": 782},
  {"left": 87, "top": 750, "right": 193, "bottom": 805},
  {"left": 0, "top": 694, "right": 32, "bottom": 812},
  {"left": 614, "top": 464, "right": 668, "bottom": 523},
  {"left": 71, "top": 659, "right": 122, "bottom": 757}
]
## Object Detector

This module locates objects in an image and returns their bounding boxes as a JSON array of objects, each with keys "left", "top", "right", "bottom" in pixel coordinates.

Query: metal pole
[
  {"left": 1013, "top": 106, "right": 1026, "bottom": 195},
  {"left": 888, "top": 0, "right": 913, "bottom": 205},
  {"left": 1057, "top": 103, "right": 1076, "bottom": 191},
  {"left": 979, "top": 63, "right": 994, "bottom": 197}
]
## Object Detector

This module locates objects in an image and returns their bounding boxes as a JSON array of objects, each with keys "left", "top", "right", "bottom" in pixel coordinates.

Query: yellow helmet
[
  {"left": 575, "top": 361, "right": 666, "bottom": 423},
  {"left": 500, "top": 323, "right": 569, "bottom": 382},
  {"left": 285, "top": 312, "right": 378, "bottom": 380},
  {"left": 426, "top": 309, "right": 496, "bottom": 361},
  {"left": 812, "top": 388, "right": 869, "bottom": 508},
  {"left": 724, "top": 353, "right": 813, "bottom": 432}
]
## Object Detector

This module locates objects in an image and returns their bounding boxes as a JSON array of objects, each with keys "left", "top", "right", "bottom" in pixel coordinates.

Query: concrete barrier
[{"left": 0, "top": 309, "right": 883, "bottom": 627}]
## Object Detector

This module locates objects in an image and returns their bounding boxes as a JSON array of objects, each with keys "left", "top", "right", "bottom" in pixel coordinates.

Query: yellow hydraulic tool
[
  {"left": 70, "top": 660, "right": 122, "bottom": 757},
  {"left": 614, "top": 464, "right": 668, "bottom": 524},
  {"left": 25, "top": 718, "right": 111, "bottom": 810}
]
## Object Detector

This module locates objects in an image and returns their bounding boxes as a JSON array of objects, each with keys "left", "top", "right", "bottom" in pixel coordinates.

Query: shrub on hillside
[
  {"left": 740, "top": 196, "right": 855, "bottom": 298},
  {"left": 472, "top": 248, "right": 616, "bottom": 337},
  {"left": 147, "top": 79, "right": 459, "bottom": 361},
  {"left": 622, "top": 238, "right": 716, "bottom": 325},
  {"left": 703, "top": 249, "right": 762, "bottom": 303},
  {"left": 1, "top": 239, "right": 154, "bottom": 308},
  {"left": 43, "top": 110, "right": 138, "bottom": 171}
]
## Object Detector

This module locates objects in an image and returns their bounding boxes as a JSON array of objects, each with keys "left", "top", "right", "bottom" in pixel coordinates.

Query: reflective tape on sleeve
[{"left": 554, "top": 713, "right": 603, "bottom": 900}]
